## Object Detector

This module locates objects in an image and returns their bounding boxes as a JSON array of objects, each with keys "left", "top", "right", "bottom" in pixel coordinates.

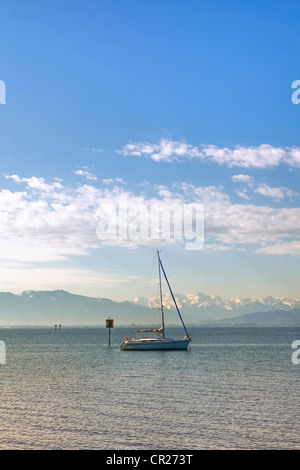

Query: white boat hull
[{"left": 120, "top": 337, "right": 191, "bottom": 351}]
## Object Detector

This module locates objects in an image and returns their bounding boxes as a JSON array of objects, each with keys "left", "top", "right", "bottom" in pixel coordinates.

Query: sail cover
[{"left": 133, "top": 327, "right": 163, "bottom": 334}]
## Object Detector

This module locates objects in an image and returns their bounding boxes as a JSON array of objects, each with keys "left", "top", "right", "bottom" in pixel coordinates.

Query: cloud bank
[
  {"left": 117, "top": 139, "right": 300, "bottom": 168},
  {"left": 231, "top": 174, "right": 298, "bottom": 201},
  {"left": 0, "top": 173, "right": 299, "bottom": 265}
]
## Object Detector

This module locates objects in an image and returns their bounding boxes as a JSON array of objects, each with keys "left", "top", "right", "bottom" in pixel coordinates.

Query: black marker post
[{"left": 106, "top": 317, "right": 114, "bottom": 346}]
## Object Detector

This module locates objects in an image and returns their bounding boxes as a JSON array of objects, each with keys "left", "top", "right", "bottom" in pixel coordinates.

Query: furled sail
[{"left": 133, "top": 327, "right": 163, "bottom": 335}]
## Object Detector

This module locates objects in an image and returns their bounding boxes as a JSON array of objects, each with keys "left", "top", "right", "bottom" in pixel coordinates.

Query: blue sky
[{"left": 0, "top": 0, "right": 299, "bottom": 301}]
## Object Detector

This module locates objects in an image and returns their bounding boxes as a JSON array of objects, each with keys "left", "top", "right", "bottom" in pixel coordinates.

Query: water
[{"left": 0, "top": 326, "right": 299, "bottom": 449}]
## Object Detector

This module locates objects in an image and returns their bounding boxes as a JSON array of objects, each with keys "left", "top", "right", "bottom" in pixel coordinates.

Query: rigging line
[
  {"left": 157, "top": 251, "right": 165, "bottom": 338},
  {"left": 158, "top": 257, "right": 190, "bottom": 339}
]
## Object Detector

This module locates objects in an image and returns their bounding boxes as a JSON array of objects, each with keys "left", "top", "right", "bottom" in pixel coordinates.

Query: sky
[{"left": 0, "top": 0, "right": 299, "bottom": 301}]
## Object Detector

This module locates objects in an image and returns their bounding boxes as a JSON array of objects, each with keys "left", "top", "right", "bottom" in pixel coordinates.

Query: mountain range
[
  {"left": 0, "top": 289, "right": 299, "bottom": 326},
  {"left": 131, "top": 292, "right": 300, "bottom": 323},
  {"left": 0, "top": 290, "right": 149, "bottom": 326},
  {"left": 213, "top": 309, "right": 300, "bottom": 326}
]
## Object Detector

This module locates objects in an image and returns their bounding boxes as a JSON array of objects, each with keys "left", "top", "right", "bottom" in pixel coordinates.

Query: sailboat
[{"left": 120, "top": 252, "right": 191, "bottom": 351}]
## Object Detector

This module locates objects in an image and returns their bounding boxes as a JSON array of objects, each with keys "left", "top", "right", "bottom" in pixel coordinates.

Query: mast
[
  {"left": 157, "top": 251, "right": 165, "bottom": 338},
  {"left": 159, "top": 255, "right": 190, "bottom": 340}
]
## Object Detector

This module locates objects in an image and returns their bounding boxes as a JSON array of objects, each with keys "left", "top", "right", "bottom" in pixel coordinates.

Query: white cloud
[
  {"left": 117, "top": 138, "right": 202, "bottom": 163},
  {"left": 235, "top": 189, "right": 250, "bottom": 200},
  {"left": 1, "top": 175, "right": 103, "bottom": 264},
  {"left": 155, "top": 185, "right": 173, "bottom": 198},
  {"left": 5, "top": 174, "right": 63, "bottom": 192},
  {"left": 207, "top": 204, "right": 300, "bottom": 249},
  {"left": 175, "top": 182, "right": 230, "bottom": 204},
  {"left": 73, "top": 168, "right": 98, "bottom": 181},
  {"left": 117, "top": 139, "right": 300, "bottom": 168},
  {"left": 83, "top": 147, "right": 103, "bottom": 153},
  {"left": 1, "top": 173, "right": 300, "bottom": 263},
  {"left": 202, "top": 144, "right": 289, "bottom": 168},
  {"left": 231, "top": 174, "right": 298, "bottom": 201},
  {"left": 232, "top": 174, "right": 254, "bottom": 184},
  {"left": 257, "top": 240, "right": 300, "bottom": 256},
  {"left": 254, "top": 183, "right": 298, "bottom": 200},
  {"left": 169, "top": 182, "right": 300, "bottom": 252},
  {"left": 102, "top": 177, "right": 125, "bottom": 185}
]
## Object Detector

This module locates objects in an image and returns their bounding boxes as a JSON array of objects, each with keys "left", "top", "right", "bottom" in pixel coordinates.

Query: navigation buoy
[{"left": 106, "top": 317, "right": 114, "bottom": 345}]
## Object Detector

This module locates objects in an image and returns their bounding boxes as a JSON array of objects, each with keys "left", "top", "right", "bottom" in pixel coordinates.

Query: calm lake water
[{"left": 0, "top": 326, "right": 299, "bottom": 449}]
